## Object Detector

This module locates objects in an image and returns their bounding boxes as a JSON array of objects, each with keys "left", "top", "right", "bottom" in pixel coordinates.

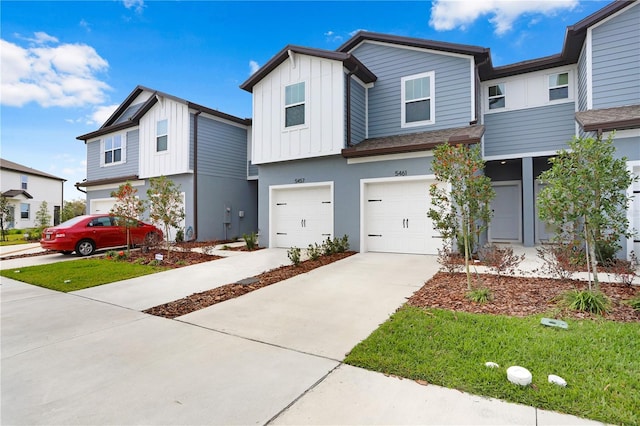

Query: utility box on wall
[{"left": 224, "top": 205, "right": 232, "bottom": 224}]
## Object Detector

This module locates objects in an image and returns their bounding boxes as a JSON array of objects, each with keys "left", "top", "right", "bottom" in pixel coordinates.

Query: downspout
[
  {"left": 346, "top": 67, "right": 357, "bottom": 147},
  {"left": 193, "top": 110, "right": 202, "bottom": 241}
]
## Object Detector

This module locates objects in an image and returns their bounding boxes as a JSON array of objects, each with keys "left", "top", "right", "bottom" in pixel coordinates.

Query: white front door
[
  {"left": 270, "top": 183, "right": 333, "bottom": 248},
  {"left": 489, "top": 181, "right": 522, "bottom": 242},
  {"left": 362, "top": 177, "right": 442, "bottom": 255}
]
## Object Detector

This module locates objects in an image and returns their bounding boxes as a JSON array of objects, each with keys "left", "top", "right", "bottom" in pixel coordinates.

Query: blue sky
[{"left": 1, "top": 0, "right": 610, "bottom": 200}]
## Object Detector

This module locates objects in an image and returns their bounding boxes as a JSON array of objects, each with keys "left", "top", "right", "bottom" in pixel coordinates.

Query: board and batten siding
[
  {"left": 252, "top": 55, "right": 345, "bottom": 164},
  {"left": 483, "top": 103, "right": 576, "bottom": 158},
  {"left": 350, "top": 41, "right": 473, "bottom": 138},
  {"left": 349, "top": 77, "right": 367, "bottom": 145},
  {"left": 86, "top": 129, "right": 139, "bottom": 181},
  {"left": 139, "top": 97, "right": 191, "bottom": 178},
  {"left": 196, "top": 113, "right": 248, "bottom": 180},
  {"left": 591, "top": 2, "right": 640, "bottom": 109}
]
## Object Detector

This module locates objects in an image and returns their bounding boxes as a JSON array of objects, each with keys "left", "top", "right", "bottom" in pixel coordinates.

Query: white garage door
[
  {"left": 362, "top": 178, "right": 442, "bottom": 255},
  {"left": 270, "top": 184, "right": 333, "bottom": 248},
  {"left": 632, "top": 166, "right": 640, "bottom": 255},
  {"left": 90, "top": 198, "right": 116, "bottom": 214}
]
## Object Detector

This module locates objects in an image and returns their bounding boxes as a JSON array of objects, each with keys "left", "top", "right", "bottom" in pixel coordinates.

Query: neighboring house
[
  {"left": 76, "top": 86, "right": 257, "bottom": 242},
  {"left": 241, "top": 0, "right": 639, "bottom": 258},
  {"left": 0, "top": 158, "right": 65, "bottom": 229}
]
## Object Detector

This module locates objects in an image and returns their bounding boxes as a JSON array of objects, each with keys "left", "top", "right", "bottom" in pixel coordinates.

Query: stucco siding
[
  {"left": 483, "top": 103, "right": 576, "bottom": 157},
  {"left": 591, "top": 2, "right": 640, "bottom": 109},
  {"left": 351, "top": 41, "right": 473, "bottom": 138}
]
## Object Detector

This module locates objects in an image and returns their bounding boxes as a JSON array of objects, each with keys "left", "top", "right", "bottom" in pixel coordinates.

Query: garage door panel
[
  {"left": 271, "top": 185, "right": 333, "bottom": 249},
  {"left": 363, "top": 179, "right": 441, "bottom": 255}
]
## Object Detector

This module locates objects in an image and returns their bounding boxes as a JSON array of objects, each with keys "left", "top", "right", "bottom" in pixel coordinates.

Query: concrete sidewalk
[{"left": 1, "top": 250, "right": 606, "bottom": 425}]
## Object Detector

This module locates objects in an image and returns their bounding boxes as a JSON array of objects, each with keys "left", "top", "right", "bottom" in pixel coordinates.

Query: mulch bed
[
  {"left": 408, "top": 272, "right": 640, "bottom": 323},
  {"left": 144, "top": 251, "right": 356, "bottom": 319},
  {"left": 123, "top": 249, "right": 222, "bottom": 268}
]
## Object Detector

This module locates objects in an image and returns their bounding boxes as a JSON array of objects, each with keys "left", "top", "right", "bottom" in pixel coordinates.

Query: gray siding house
[
  {"left": 241, "top": 0, "right": 639, "bottom": 259},
  {"left": 77, "top": 86, "right": 257, "bottom": 242}
]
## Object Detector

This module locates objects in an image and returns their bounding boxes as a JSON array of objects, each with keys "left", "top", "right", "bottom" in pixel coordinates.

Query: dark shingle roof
[
  {"left": 2, "top": 189, "right": 33, "bottom": 199},
  {"left": 341, "top": 125, "right": 485, "bottom": 158},
  {"left": 575, "top": 104, "right": 640, "bottom": 132},
  {"left": 0, "top": 158, "right": 65, "bottom": 181}
]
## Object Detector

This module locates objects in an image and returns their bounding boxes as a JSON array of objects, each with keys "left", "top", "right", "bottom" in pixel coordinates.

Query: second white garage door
[
  {"left": 270, "top": 183, "right": 333, "bottom": 248},
  {"left": 362, "top": 177, "right": 442, "bottom": 255}
]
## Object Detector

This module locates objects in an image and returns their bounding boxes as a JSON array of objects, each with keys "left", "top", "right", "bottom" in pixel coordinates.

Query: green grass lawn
[
  {"left": 0, "top": 235, "right": 32, "bottom": 246},
  {"left": 0, "top": 259, "right": 167, "bottom": 292},
  {"left": 345, "top": 306, "right": 639, "bottom": 426}
]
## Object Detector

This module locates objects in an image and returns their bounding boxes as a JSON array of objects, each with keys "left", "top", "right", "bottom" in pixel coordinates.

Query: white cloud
[
  {"left": 79, "top": 19, "right": 91, "bottom": 32},
  {"left": 88, "top": 104, "right": 119, "bottom": 126},
  {"left": 123, "top": 0, "right": 145, "bottom": 14},
  {"left": 0, "top": 34, "right": 111, "bottom": 108},
  {"left": 324, "top": 30, "right": 343, "bottom": 43},
  {"left": 349, "top": 29, "right": 368, "bottom": 37},
  {"left": 429, "top": 0, "right": 579, "bottom": 35},
  {"left": 249, "top": 60, "right": 260, "bottom": 75}
]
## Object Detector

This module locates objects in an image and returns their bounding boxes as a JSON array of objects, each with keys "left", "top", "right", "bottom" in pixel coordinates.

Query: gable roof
[
  {"left": 77, "top": 85, "right": 252, "bottom": 141},
  {"left": 337, "top": 31, "right": 491, "bottom": 63},
  {"left": 240, "top": 45, "right": 377, "bottom": 93},
  {"left": 480, "top": 0, "right": 636, "bottom": 80},
  {"left": 0, "top": 158, "right": 65, "bottom": 181}
]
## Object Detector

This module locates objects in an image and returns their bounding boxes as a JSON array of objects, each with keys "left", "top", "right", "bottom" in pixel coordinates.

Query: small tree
[
  {"left": 537, "top": 134, "right": 636, "bottom": 289},
  {"left": 428, "top": 143, "right": 494, "bottom": 290},
  {"left": 35, "top": 201, "right": 52, "bottom": 228},
  {"left": 0, "top": 196, "right": 13, "bottom": 241},
  {"left": 110, "top": 182, "right": 145, "bottom": 254},
  {"left": 146, "top": 176, "right": 185, "bottom": 259},
  {"left": 61, "top": 199, "right": 86, "bottom": 222}
]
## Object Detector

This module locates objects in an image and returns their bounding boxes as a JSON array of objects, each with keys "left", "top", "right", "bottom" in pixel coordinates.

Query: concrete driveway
[{"left": 1, "top": 251, "right": 603, "bottom": 425}]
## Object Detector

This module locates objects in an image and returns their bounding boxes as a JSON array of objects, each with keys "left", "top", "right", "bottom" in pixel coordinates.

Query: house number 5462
[{"left": 395, "top": 170, "right": 407, "bottom": 176}]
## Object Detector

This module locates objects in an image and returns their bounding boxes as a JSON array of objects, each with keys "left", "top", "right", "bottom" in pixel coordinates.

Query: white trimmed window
[
  {"left": 102, "top": 134, "right": 126, "bottom": 166},
  {"left": 157, "top": 119, "right": 168, "bottom": 152},
  {"left": 285, "top": 82, "right": 305, "bottom": 128},
  {"left": 20, "top": 203, "right": 29, "bottom": 219},
  {"left": 21, "top": 175, "right": 28, "bottom": 190},
  {"left": 401, "top": 71, "right": 435, "bottom": 127},
  {"left": 488, "top": 84, "right": 505, "bottom": 110},
  {"left": 549, "top": 72, "right": 569, "bottom": 101}
]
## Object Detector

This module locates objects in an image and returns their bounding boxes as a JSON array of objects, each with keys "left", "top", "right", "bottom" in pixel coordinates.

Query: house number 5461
[
  {"left": 395, "top": 170, "right": 407, "bottom": 176},
  {"left": 294, "top": 178, "right": 305, "bottom": 183}
]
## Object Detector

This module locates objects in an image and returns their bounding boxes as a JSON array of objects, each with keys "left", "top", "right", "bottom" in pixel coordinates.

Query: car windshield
[{"left": 55, "top": 215, "right": 91, "bottom": 228}]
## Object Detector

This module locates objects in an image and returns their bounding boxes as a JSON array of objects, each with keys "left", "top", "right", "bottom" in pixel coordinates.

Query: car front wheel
[{"left": 75, "top": 239, "right": 96, "bottom": 256}]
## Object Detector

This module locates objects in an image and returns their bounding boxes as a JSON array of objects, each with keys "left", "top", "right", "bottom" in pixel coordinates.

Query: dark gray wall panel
[
  {"left": 87, "top": 129, "right": 139, "bottom": 181},
  {"left": 196, "top": 115, "right": 248, "bottom": 180}
]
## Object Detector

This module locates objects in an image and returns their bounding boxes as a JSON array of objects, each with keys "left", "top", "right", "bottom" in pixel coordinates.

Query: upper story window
[
  {"left": 401, "top": 71, "right": 435, "bottom": 127},
  {"left": 549, "top": 72, "right": 569, "bottom": 101},
  {"left": 20, "top": 203, "right": 30, "bottom": 219},
  {"left": 285, "top": 82, "right": 305, "bottom": 128},
  {"left": 102, "top": 134, "right": 125, "bottom": 166},
  {"left": 157, "top": 119, "right": 168, "bottom": 152},
  {"left": 21, "top": 175, "right": 28, "bottom": 190},
  {"left": 488, "top": 84, "right": 505, "bottom": 110}
]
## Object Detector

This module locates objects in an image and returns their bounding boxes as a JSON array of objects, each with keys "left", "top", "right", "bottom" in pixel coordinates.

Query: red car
[{"left": 40, "top": 214, "right": 163, "bottom": 256}]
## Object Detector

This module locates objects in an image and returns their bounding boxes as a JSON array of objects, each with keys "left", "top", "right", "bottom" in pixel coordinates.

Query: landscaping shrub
[
  {"left": 563, "top": 289, "right": 610, "bottom": 315},
  {"left": 466, "top": 287, "right": 493, "bottom": 304},
  {"left": 242, "top": 232, "right": 258, "bottom": 251},
  {"left": 628, "top": 295, "right": 640, "bottom": 311},
  {"left": 595, "top": 239, "right": 618, "bottom": 266},
  {"left": 535, "top": 245, "right": 576, "bottom": 281},
  {"left": 436, "top": 243, "right": 462, "bottom": 275},
  {"left": 175, "top": 229, "right": 184, "bottom": 243},
  {"left": 287, "top": 247, "right": 301, "bottom": 266},
  {"left": 479, "top": 244, "right": 525, "bottom": 278},
  {"left": 306, "top": 243, "right": 322, "bottom": 260}
]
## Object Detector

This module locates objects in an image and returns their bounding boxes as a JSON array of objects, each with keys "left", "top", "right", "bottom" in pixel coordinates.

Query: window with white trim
[
  {"left": 488, "top": 84, "right": 505, "bottom": 110},
  {"left": 401, "top": 71, "right": 434, "bottom": 127},
  {"left": 102, "top": 134, "right": 125, "bottom": 165},
  {"left": 285, "top": 82, "right": 305, "bottom": 127},
  {"left": 21, "top": 175, "right": 28, "bottom": 190},
  {"left": 20, "top": 203, "right": 29, "bottom": 219},
  {"left": 549, "top": 72, "right": 569, "bottom": 101},
  {"left": 157, "top": 119, "right": 168, "bottom": 152}
]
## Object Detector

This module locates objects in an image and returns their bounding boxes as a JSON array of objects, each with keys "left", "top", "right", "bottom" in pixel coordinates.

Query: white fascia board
[{"left": 86, "top": 179, "right": 146, "bottom": 193}]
